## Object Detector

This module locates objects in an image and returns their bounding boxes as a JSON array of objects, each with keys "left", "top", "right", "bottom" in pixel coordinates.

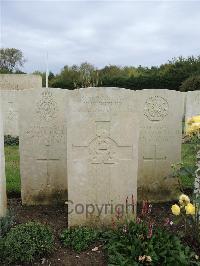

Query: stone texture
[
  {"left": 19, "top": 88, "right": 67, "bottom": 205},
  {"left": 136, "top": 89, "right": 184, "bottom": 202},
  {"left": 185, "top": 90, "right": 200, "bottom": 122},
  {"left": 0, "top": 74, "right": 42, "bottom": 90},
  {"left": 0, "top": 93, "right": 7, "bottom": 217},
  {"left": 0, "top": 74, "right": 42, "bottom": 136},
  {"left": 67, "top": 87, "right": 139, "bottom": 226},
  {"left": 1, "top": 90, "right": 20, "bottom": 136}
]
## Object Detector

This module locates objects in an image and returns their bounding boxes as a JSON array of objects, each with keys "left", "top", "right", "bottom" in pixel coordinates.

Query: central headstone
[
  {"left": 67, "top": 87, "right": 139, "bottom": 226},
  {"left": 0, "top": 93, "right": 7, "bottom": 217}
]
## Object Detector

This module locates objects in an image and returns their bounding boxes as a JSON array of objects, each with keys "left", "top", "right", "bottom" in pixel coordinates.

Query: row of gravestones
[
  {"left": 1, "top": 74, "right": 200, "bottom": 138},
  {"left": 0, "top": 87, "right": 185, "bottom": 225},
  {"left": 18, "top": 87, "right": 185, "bottom": 226},
  {"left": 0, "top": 74, "right": 199, "bottom": 226}
]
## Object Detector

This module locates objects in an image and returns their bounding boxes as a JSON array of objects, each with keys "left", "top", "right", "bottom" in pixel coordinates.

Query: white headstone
[
  {"left": 185, "top": 90, "right": 200, "bottom": 122},
  {"left": 136, "top": 89, "right": 185, "bottom": 202},
  {"left": 1, "top": 90, "right": 19, "bottom": 136},
  {"left": 19, "top": 88, "right": 67, "bottom": 205},
  {"left": 67, "top": 87, "right": 139, "bottom": 226},
  {"left": 0, "top": 93, "right": 7, "bottom": 217},
  {"left": 0, "top": 74, "right": 42, "bottom": 90}
]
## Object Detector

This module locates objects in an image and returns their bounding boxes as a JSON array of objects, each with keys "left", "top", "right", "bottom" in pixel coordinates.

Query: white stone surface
[
  {"left": 136, "top": 89, "right": 184, "bottom": 202},
  {"left": 0, "top": 74, "right": 42, "bottom": 136},
  {"left": 185, "top": 90, "right": 200, "bottom": 122},
  {"left": 19, "top": 88, "right": 67, "bottom": 205},
  {"left": 0, "top": 74, "right": 42, "bottom": 90},
  {"left": 67, "top": 87, "right": 139, "bottom": 226},
  {"left": 0, "top": 93, "right": 7, "bottom": 217},
  {"left": 1, "top": 90, "right": 20, "bottom": 136}
]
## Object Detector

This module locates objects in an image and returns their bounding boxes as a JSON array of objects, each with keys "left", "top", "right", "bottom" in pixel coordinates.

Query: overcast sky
[{"left": 1, "top": 0, "right": 200, "bottom": 74}]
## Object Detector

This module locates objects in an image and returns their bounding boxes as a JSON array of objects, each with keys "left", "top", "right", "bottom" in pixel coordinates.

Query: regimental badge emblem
[
  {"left": 36, "top": 89, "right": 57, "bottom": 121},
  {"left": 144, "top": 96, "right": 169, "bottom": 121}
]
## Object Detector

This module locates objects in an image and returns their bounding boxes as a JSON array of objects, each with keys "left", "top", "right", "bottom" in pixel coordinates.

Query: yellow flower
[
  {"left": 179, "top": 194, "right": 190, "bottom": 206},
  {"left": 185, "top": 203, "right": 195, "bottom": 215},
  {"left": 186, "top": 116, "right": 200, "bottom": 136},
  {"left": 171, "top": 204, "right": 180, "bottom": 216}
]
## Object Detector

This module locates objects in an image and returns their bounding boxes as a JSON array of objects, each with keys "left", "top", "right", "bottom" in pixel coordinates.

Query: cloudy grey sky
[{"left": 1, "top": 0, "right": 200, "bottom": 73}]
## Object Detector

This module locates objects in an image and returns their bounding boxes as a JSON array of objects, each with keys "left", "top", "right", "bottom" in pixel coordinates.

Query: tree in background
[
  {"left": 50, "top": 62, "right": 100, "bottom": 89},
  {"left": 0, "top": 48, "right": 26, "bottom": 73},
  {"left": 180, "top": 75, "right": 200, "bottom": 92},
  {"left": 33, "top": 71, "right": 54, "bottom": 87}
]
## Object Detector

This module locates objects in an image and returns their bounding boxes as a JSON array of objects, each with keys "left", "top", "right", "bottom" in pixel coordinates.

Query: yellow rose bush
[
  {"left": 185, "top": 115, "right": 200, "bottom": 139},
  {"left": 171, "top": 194, "right": 195, "bottom": 216},
  {"left": 171, "top": 194, "right": 200, "bottom": 241}
]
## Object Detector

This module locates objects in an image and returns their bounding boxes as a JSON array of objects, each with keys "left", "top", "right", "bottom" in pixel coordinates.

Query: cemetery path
[{"left": 8, "top": 198, "right": 107, "bottom": 266}]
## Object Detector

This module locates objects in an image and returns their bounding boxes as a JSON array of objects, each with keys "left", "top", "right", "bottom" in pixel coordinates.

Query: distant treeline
[
  {"left": 0, "top": 48, "right": 200, "bottom": 91},
  {"left": 34, "top": 56, "right": 200, "bottom": 92}
]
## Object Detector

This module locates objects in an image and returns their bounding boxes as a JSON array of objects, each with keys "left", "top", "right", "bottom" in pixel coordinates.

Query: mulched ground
[
  {"left": 8, "top": 198, "right": 107, "bottom": 266},
  {"left": 8, "top": 197, "right": 200, "bottom": 266}
]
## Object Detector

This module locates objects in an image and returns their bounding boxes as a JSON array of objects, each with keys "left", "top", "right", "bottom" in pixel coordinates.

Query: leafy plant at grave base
[
  {"left": 4, "top": 135, "right": 19, "bottom": 146},
  {"left": 102, "top": 220, "right": 198, "bottom": 266},
  {"left": 0, "top": 211, "right": 14, "bottom": 238},
  {"left": 60, "top": 226, "right": 100, "bottom": 252},
  {"left": 2, "top": 222, "right": 54, "bottom": 264},
  {"left": 0, "top": 212, "right": 14, "bottom": 264},
  {"left": 172, "top": 162, "right": 197, "bottom": 191}
]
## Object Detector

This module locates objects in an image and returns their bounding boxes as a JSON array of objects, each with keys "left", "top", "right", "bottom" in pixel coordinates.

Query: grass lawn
[
  {"left": 4, "top": 143, "right": 197, "bottom": 195},
  {"left": 5, "top": 145, "right": 21, "bottom": 195}
]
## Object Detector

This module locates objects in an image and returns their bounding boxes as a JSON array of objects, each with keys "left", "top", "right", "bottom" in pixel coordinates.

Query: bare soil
[
  {"left": 8, "top": 198, "right": 107, "bottom": 266},
  {"left": 8, "top": 198, "right": 200, "bottom": 266}
]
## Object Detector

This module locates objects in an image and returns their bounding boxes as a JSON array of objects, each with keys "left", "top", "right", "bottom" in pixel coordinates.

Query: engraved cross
[
  {"left": 143, "top": 144, "right": 167, "bottom": 178},
  {"left": 36, "top": 144, "right": 59, "bottom": 187}
]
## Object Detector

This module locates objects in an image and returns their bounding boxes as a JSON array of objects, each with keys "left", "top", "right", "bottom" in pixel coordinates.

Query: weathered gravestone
[
  {"left": 136, "top": 89, "right": 185, "bottom": 202},
  {"left": 185, "top": 90, "right": 200, "bottom": 124},
  {"left": 0, "top": 93, "right": 7, "bottom": 217},
  {"left": 19, "top": 88, "right": 67, "bottom": 205},
  {"left": 67, "top": 87, "right": 139, "bottom": 226},
  {"left": 0, "top": 74, "right": 42, "bottom": 136},
  {"left": 0, "top": 74, "right": 42, "bottom": 90},
  {"left": 1, "top": 90, "right": 19, "bottom": 136}
]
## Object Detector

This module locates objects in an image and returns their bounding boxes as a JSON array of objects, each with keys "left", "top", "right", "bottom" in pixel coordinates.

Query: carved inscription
[
  {"left": 144, "top": 96, "right": 169, "bottom": 121},
  {"left": 7, "top": 102, "right": 16, "bottom": 121},
  {"left": 81, "top": 95, "right": 133, "bottom": 112},
  {"left": 24, "top": 126, "right": 65, "bottom": 145},
  {"left": 36, "top": 90, "right": 58, "bottom": 121},
  {"left": 0, "top": 79, "right": 19, "bottom": 89}
]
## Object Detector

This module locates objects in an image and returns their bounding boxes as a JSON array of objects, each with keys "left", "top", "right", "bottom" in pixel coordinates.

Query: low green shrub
[
  {"left": 104, "top": 221, "right": 197, "bottom": 266},
  {"left": 0, "top": 211, "right": 14, "bottom": 238},
  {"left": 2, "top": 222, "right": 54, "bottom": 264},
  {"left": 60, "top": 226, "right": 99, "bottom": 252},
  {"left": 4, "top": 135, "right": 19, "bottom": 146}
]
